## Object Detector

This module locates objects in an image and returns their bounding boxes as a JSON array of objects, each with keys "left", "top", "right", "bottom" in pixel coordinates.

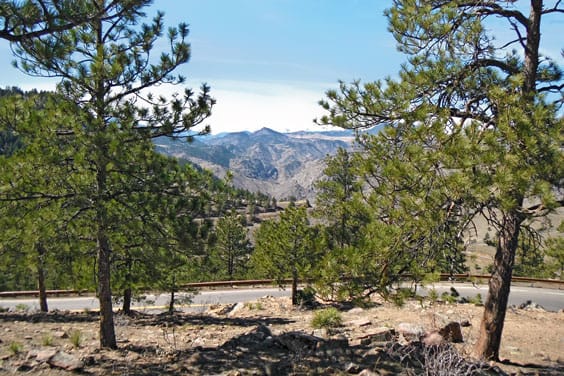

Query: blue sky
[{"left": 0, "top": 1, "right": 561, "bottom": 134}]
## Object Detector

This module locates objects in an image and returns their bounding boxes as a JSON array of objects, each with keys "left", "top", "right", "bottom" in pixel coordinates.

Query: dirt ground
[{"left": 0, "top": 295, "right": 562, "bottom": 375}]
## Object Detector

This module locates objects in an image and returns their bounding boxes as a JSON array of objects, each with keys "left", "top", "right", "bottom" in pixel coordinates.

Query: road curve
[{"left": 0, "top": 284, "right": 562, "bottom": 313}]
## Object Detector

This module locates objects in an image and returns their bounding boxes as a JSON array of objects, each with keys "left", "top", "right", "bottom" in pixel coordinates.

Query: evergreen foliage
[
  {"left": 1, "top": 0, "right": 214, "bottom": 349},
  {"left": 208, "top": 210, "right": 251, "bottom": 280},
  {"left": 317, "top": 0, "right": 563, "bottom": 360},
  {"left": 252, "top": 204, "right": 322, "bottom": 305}
]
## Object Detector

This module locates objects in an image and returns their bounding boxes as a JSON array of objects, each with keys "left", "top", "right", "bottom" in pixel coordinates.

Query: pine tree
[
  {"left": 3, "top": 1, "right": 213, "bottom": 348},
  {"left": 211, "top": 210, "right": 251, "bottom": 280},
  {"left": 319, "top": 0, "right": 562, "bottom": 360},
  {"left": 252, "top": 205, "right": 320, "bottom": 305}
]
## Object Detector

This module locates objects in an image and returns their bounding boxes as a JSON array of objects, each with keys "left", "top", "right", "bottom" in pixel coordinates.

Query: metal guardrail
[
  {"left": 439, "top": 273, "right": 564, "bottom": 286},
  {"left": 0, "top": 274, "right": 562, "bottom": 298},
  {"left": 0, "top": 289, "right": 88, "bottom": 298}
]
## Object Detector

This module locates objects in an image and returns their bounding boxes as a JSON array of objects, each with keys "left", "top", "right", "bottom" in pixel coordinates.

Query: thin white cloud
[
  {"left": 151, "top": 79, "right": 340, "bottom": 134},
  {"left": 205, "top": 80, "right": 338, "bottom": 134},
  {"left": 4, "top": 75, "right": 341, "bottom": 135}
]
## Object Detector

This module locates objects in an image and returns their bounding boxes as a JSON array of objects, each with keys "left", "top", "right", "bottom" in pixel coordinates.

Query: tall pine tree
[
  {"left": 3, "top": 1, "right": 213, "bottom": 348},
  {"left": 319, "top": 0, "right": 562, "bottom": 360}
]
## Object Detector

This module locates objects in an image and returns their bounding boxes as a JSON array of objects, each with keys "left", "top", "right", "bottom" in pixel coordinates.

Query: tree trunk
[
  {"left": 291, "top": 268, "right": 298, "bottom": 305},
  {"left": 168, "top": 290, "right": 175, "bottom": 314},
  {"left": 168, "top": 275, "right": 176, "bottom": 314},
  {"left": 228, "top": 246, "right": 234, "bottom": 279},
  {"left": 522, "top": 0, "right": 541, "bottom": 96},
  {"left": 122, "top": 287, "right": 132, "bottom": 316},
  {"left": 36, "top": 242, "right": 48, "bottom": 312},
  {"left": 97, "top": 233, "right": 117, "bottom": 349},
  {"left": 122, "top": 256, "right": 133, "bottom": 315},
  {"left": 475, "top": 210, "right": 522, "bottom": 360}
]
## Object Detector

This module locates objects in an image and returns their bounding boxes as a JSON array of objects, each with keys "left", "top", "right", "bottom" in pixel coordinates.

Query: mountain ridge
[{"left": 154, "top": 127, "right": 358, "bottom": 200}]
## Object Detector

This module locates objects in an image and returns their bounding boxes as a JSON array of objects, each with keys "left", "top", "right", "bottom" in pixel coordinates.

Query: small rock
[
  {"left": 208, "top": 304, "right": 236, "bottom": 316},
  {"left": 35, "top": 349, "right": 58, "bottom": 362},
  {"left": 438, "top": 322, "right": 463, "bottom": 343},
  {"left": 396, "top": 323, "right": 424, "bottom": 341},
  {"left": 277, "top": 331, "right": 323, "bottom": 353},
  {"left": 227, "top": 302, "right": 245, "bottom": 317},
  {"left": 348, "top": 318, "right": 372, "bottom": 327},
  {"left": 52, "top": 331, "right": 68, "bottom": 338},
  {"left": 347, "top": 307, "right": 364, "bottom": 315},
  {"left": 255, "top": 324, "right": 272, "bottom": 338},
  {"left": 344, "top": 362, "right": 361, "bottom": 373},
  {"left": 312, "top": 328, "right": 328, "bottom": 338},
  {"left": 222, "top": 370, "right": 242, "bottom": 376},
  {"left": 188, "top": 352, "right": 201, "bottom": 365},
  {"left": 460, "top": 319, "right": 471, "bottom": 327},
  {"left": 423, "top": 331, "right": 445, "bottom": 346},
  {"left": 397, "top": 333, "right": 410, "bottom": 346},
  {"left": 48, "top": 351, "right": 83, "bottom": 371},
  {"left": 16, "top": 361, "right": 36, "bottom": 372},
  {"left": 354, "top": 327, "right": 395, "bottom": 345},
  {"left": 125, "top": 351, "right": 140, "bottom": 362},
  {"left": 358, "top": 369, "right": 379, "bottom": 376}
]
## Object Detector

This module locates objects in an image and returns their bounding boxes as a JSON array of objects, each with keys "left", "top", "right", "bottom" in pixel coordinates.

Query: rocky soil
[{"left": 0, "top": 296, "right": 562, "bottom": 375}]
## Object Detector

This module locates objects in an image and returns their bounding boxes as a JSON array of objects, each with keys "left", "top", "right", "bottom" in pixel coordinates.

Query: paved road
[{"left": 0, "top": 284, "right": 562, "bottom": 313}]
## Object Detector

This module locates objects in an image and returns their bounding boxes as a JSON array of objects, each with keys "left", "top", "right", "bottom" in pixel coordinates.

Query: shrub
[
  {"left": 69, "top": 330, "right": 82, "bottom": 348},
  {"left": 311, "top": 307, "right": 343, "bottom": 329},
  {"left": 14, "top": 303, "right": 29, "bottom": 312},
  {"left": 468, "top": 293, "right": 483, "bottom": 306},
  {"left": 441, "top": 291, "right": 458, "bottom": 304},
  {"left": 42, "top": 334, "right": 54, "bottom": 346},
  {"left": 245, "top": 302, "right": 264, "bottom": 310},
  {"left": 9, "top": 342, "right": 23, "bottom": 355},
  {"left": 428, "top": 288, "right": 439, "bottom": 303}
]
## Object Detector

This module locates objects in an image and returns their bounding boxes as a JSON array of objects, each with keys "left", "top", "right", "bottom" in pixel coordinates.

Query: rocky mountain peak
[{"left": 155, "top": 128, "right": 356, "bottom": 200}]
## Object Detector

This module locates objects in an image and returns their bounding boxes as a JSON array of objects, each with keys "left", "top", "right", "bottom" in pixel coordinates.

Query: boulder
[
  {"left": 35, "top": 349, "right": 58, "bottom": 362},
  {"left": 227, "top": 302, "right": 245, "bottom": 317},
  {"left": 276, "top": 331, "right": 323, "bottom": 353},
  {"left": 422, "top": 331, "right": 445, "bottom": 346},
  {"left": 353, "top": 327, "right": 395, "bottom": 346},
  {"left": 48, "top": 351, "right": 84, "bottom": 371},
  {"left": 396, "top": 323, "right": 424, "bottom": 341},
  {"left": 347, "top": 307, "right": 364, "bottom": 315},
  {"left": 52, "top": 331, "right": 68, "bottom": 338},
  {"left": 438, "top": 322, "right": 463, "bottom": 343},
  {"left": 348, "top": 318, "right": 372, "bottom": 327}
]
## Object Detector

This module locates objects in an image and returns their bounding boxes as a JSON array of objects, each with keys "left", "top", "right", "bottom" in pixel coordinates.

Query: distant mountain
[{"left": 154, "top": 127, "right": 364, "bottom": 200}]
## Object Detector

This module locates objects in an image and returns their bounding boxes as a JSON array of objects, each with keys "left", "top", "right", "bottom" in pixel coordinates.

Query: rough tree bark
[
  {"left": 475, "top": 210, "right": 523, "bottom": 360},
  {"left": 36, "top": 242, "right": 48, "bottom": 312}
]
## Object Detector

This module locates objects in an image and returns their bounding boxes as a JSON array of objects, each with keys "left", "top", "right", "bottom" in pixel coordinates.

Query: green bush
[
  {"left": 441, "top": 291, "right": 458, "bottom": 304},
  {"left": 9, "top": 342, "right": 23, "bottom": 355},
  {"left": 14, "top": 303, "right": 29, "bottom": 312},
  {"left": 468, "top": 293, "right": 483, "bottom": 306},
  {"left": 42, "top": 334, "right": 54, "bottom": 346},
  {"left": 311, "top": 307, "right": 343, "bottom": 329},
  {"left": 428, "top": 288, "right": 439, "bottom": 303},
  {"left": 69, "top": 330, "right": 82, "bottom": 348}
]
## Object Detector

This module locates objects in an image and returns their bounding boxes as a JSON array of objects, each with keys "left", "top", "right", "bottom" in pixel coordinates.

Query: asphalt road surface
[{"left": 0, "top": 284, "right": 562, "bottom": 313}]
